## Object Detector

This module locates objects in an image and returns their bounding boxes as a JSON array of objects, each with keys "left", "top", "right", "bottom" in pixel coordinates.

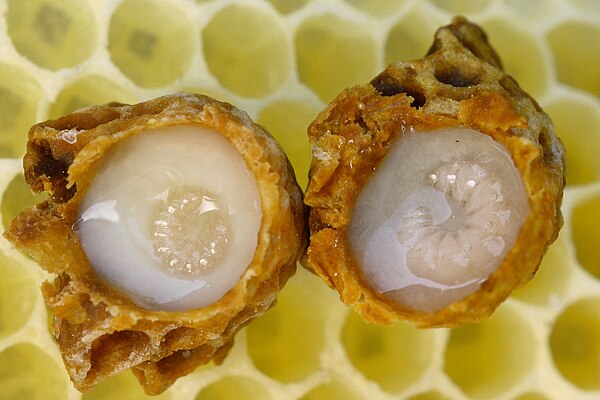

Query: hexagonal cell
[
  {"left": 444, "top": 306, "right": 536, "bottom": 398},
  {"left": 408, "top": 392, "right": 455, "bottom": 400},
  {"left": 108, "top": 0, "right": 194, "bottom": 88},
  {"left": 481, "top": 19, "right": 550, "bottom": 98},
  {"left": 2, "top": 173, "right": 47, "bottom": 230},
  {"left": 0, "top": 64, "right": 43, "bottom": 158},
  {"left": 83, "top": 370, "right": 170, "bottom": 400},
  {"left": 0, "top": 253, "right": 37, "bottom": 340},
  {"left": 385, "top": 8, "right": 445, "bottom": 65},
  {"left": 344, "top": 0, "right": 410, "bottom": 18},
  {"left": 202, "top": 5, "right": 292, "bottom": 98},
  {"left": 6, "top": 0, "right": 96, "bottom": 71},
  {"left": 547, "top": 21, "right": 600, "bottom": 98},
  {"left": 295, "top": 14, "right": 378, "bottom": 102},
  {"left": 512, "top": 234, "right": 571, "bottom": 306},
  {"left": 550, "top": 297, "right": 600, "bottom": 390},
  {"left": 572, "top": 192, "right": 600, "bottom": 280},
  {"left": 194, "top": 376, "right": 271, "bottom": 400},
  {"left": 430, "top": 0, "right": 493, "bottom": 13},
  {"left": 299, "top": 376, "right": 363, "bottom": 400},
  {"left": 0, "top": 343, "right": 68, "bottom": 399},
  {"left": 246, "top": 268, "right": 335, "bottom": 383},
  {"left": 50, "top": 75, "right": 137, "bottom": 119},
  {"left": 544, "top": 96, "right": 600, "bottom": 186},
  {"left": 257, "top": 99, "right": 319, "bottom": 188},
  {"left": 267, "top": 0, "right": 311, "bottom": 14},
  {"left": 341, "top": 311, "right": 436, "bottom": 393}
]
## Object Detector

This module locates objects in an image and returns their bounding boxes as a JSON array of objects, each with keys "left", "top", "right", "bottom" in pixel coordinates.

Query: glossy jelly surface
[
  {"left": 1, "top": 1, "right": 599, "bottom": 399},
  {"left": 348, "top": 128, "right": 529, "bottom": 312},
  {"left": 75, "top": 126, "right": 261, "bottom": 311}
]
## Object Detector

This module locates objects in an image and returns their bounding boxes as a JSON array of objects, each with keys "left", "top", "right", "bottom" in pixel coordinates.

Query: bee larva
[
  {"left": 303, "top": 17, "right": 565, "bottom": 328},
  {"left": 4, "top": 93, "right": 307, "bottom": 394}
]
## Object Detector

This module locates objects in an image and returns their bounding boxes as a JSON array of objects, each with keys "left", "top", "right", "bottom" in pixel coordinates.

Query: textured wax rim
[
  {"left": 305, "top": 88, "right": 562, "bottom": 328},
  {"left": 26, "top": 93, "right": 293, "bottom": 319},
  {"left": 303, "top": 18, "right": 565, "bottom": 328},
  {"left": 3, "top": 92, "right": 307, "bottom": 393}
]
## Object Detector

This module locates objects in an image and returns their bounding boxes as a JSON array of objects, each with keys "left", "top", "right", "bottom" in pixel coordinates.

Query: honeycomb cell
[
  {"left": 481, "top": 19, "right": 550, "bottom": 97},
  {"left": 299, "top": 377, "right": 363, "bottom": 400},
  {"left": 246, "top": 269, "right": 332, "bottom": 383},
  {"left": 341, "top": 311, "right": 435, "bottom": 393},
  {"left": 0, "top": 5, "right": 598, "bottom": 400},
  {"left": 550, "top": 297, "right": 600, "bottom": 390},
  {"left": 385, "top": 9, "right": 444, "bottom": 65},
  {"left": 408, "top": 392, "right": 455, "bottom": 400},
  {"left": 444, "top": 306, "right": 536, "bottom": 398},
  {"left": 194, "top": 376, "right": 271, "bottom": 400},
  {"left": 6, "top": 0, "right": 96, "bottom": 70},
  {"left": 257, "top": 99, "right": 319, "bottom": 188},
  {"left": 50, "top": 75, "right": 137, "bottom": 119},
  {"left": 0, "top": 343, "right": 68, "bottom": 400},
  {"left": 512, "top": 235, "right": 571, "bottom": 306},
  {"left": 572, "top": 193, "right": 600, "bottom": 280},
  {"left": 0, "top": 64, "right": 43, "bottom": 158},
  {"left": 2, "top": 173, "right": 47, "bottom": 230},
  {"left": 82, "top": 370, "right": 170, "bottom": 400},
  {"left": 0, "top": 253, "right": 36, "bottom": 340},
  {"left": 344, "top": 0, "right": 409, "bottom": 17},
  {"left": 108, "top": 0, "right": 194, "bottom": 88},
  {"left": 544, "top": 97, "right": 600, "bottom": 185},
  {"left": 295, "top": 14, "right": 378, "bottom": 102},
  {"left": 267, "top": 0, "right": 311, "bottom": 14},
  {"left": 202, "top": 5, "right": 291, "bottom": 98},
  {"left": 547, "top": 21, "right": 600, "bottom": 98},
  {"left": 430, "top": 0, "right": 493, "bottom": 13}
]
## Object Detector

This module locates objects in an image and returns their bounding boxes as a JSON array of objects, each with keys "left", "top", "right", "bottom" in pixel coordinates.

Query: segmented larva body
[
  {"left": 348, "top": 128, "right": 529, "bottom": 313},
  {"left": 303, "top": 18, "right": 565, "bottom": 328},
  {"left": 4, "top": 93, "right": 307, "bottom": 394},
  {"left": 75, "top": 126, "right": 262, "bottom": 311}
]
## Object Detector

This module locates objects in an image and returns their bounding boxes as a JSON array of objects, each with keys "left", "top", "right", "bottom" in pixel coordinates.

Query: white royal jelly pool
[
  {"left": 75, "top": 125, "right": 262, "bottom": 311},
  {"left": 347, "top": 127, "right": 529, "bottom": 312}
]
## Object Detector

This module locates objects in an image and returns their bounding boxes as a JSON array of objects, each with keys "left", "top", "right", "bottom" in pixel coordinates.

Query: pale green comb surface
[{"left": 1, "top": 0, "right": 600, "bottom": 399}]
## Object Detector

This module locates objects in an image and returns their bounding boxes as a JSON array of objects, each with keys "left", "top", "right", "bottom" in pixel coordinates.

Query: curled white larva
[
  {"left": 75, "top": 125, "right": 261, "bottom": 311},
  {"left": 347, "top": 127, "right": 529, "bottom": 312}
]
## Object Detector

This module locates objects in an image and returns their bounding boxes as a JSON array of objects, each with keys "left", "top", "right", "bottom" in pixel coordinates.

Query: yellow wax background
[{"left": 1, "top": 1, "right": 599, "bottom": 399}]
